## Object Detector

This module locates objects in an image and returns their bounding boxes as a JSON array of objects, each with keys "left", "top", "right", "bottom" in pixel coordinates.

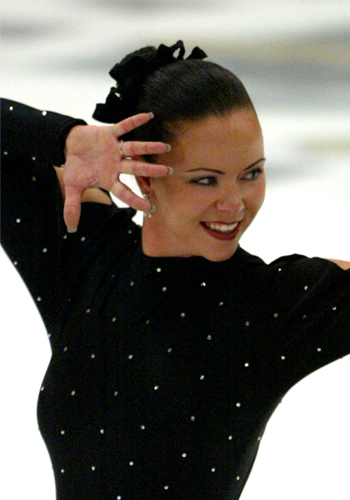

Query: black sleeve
[
  {"left": 1, "top": 98, "right": 87, "bottom": 165},
  {"left": 261, "top": 255, "right": 350, "bottom": 396},
  {"left": 0, "top": 98, "right": 87, "bottom": 330}
]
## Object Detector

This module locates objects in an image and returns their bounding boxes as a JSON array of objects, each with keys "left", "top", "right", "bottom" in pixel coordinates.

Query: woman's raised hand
[{"left": 62, "top": 112, "right": 170, "bottom": 232}]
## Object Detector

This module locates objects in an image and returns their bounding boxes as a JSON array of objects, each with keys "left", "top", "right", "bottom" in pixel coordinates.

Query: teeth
[{"left": 204, "top": 222, "right": 238, "bottom": 233}]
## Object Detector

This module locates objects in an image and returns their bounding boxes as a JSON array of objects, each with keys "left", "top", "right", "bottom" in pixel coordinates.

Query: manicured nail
[
  {"left": 67, "top": 228, "right": 77, "bottom": 234},
  {"left": 148, "top": 112, "right": 154, "bottom": 119},
  {"left": 166, "top": 143, "right": 172, "bottom": 152},
  {"left": 167, "top": 166, "right": 174, "bottom": 175}
]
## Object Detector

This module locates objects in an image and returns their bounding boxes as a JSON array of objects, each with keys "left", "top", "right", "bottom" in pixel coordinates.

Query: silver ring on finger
[{"left": 119, "top": 140, "right": 133, "bottom": 160}]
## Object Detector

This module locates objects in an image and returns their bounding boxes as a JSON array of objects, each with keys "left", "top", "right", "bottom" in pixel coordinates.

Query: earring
[{"left": 143, "top": 193, "right": 156, "bottom": 218}]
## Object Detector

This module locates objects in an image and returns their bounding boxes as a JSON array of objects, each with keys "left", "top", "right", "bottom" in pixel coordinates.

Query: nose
[{"left": 215, "top": 188, "right": 245, "bottom": 216}]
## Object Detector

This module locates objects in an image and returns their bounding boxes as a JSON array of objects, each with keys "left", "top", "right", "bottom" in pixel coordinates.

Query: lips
[{"left": 201, "top": 221, "right": 241, "bottom": 241}]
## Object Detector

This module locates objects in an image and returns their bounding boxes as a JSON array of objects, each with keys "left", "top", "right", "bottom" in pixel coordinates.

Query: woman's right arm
[
  {"left": 1, "top": 98, "right": 172, "bottom": 232},
  {"left": 1, "top": 98, "right": 87, "bottom": 167}
]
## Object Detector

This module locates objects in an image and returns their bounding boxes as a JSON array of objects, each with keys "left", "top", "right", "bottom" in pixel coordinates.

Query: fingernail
[
  {"left": 166, "top": 143, "right": 172, "bottom": 152},
  {"left": 148, "top": 112, "right": 154, "bottom": 119},
  {"left": 167, "top": 166, "right": 174, "bottom": 175},
  {"left": 67, "top": 228, "right": 77, "bottom": 234}
]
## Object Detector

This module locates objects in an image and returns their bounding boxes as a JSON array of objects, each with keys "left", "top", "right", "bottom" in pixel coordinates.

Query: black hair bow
[{"left": 93, "top": 41, "right": 207, "bottom": 123}]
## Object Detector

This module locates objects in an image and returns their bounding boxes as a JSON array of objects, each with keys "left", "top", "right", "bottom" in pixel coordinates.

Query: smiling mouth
[{"left": 201, "top": 221, "right": 241, "bottom": 240}]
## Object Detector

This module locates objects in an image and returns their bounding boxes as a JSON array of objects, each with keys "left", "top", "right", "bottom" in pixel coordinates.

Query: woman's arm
[
  {"left": 1, "top": 98, "right": 87, "bottom": 166},
  {"left": 1, "top": 98, "right": 172, "bottom": 232}
]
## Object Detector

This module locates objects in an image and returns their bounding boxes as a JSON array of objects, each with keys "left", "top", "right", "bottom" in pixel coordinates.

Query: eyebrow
[{"left": 185, "top": 157, "right": 266, "bottom": 174}]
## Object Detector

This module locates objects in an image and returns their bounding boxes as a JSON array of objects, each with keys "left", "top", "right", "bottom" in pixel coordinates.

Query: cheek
[{"left": 246, "top": 181, "right": 266, "bottom": 216}]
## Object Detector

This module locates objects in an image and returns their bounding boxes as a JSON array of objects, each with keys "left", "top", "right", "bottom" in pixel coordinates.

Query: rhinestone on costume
[
  {"left": 130, "top": 281, "right": 135, "bottom": 286},
  {"left": 114, "top": 391, "right": 118, "bottom": 396},
  {"left": 190, "top": 416, "right": 196, "bottom": 421},
  {"left": 200, "top": 375, "right": 205, "bottom": 380},
  {"left": 236, "top": 476, "right": 241, "bottom": 481},
  {"left": 91, "top": 353, "right": 96, "bottom": 359},
  {"left": 117, "top": 497, "right": 122, "bottom": 500},
  {"left": 63, "top": 347, "right": 68, "bottom": 352},
  {"left": 164, "top": 485, "right": 169, "bottom": 490},
  {"left": 211, "top": 468, "right": 216, "bottom": 472},
  {"left": 304, "top": 285, "right": 309, "bottom": 290},
  {"left": 91, "top": 466, "right": 96, "bottom": 471},
  {"left": 245, "top": 321, "right": 250, "bottom": 327},
  {"left": 332, "top": 306, "right": 337, "bottom": 311},
  {"left": 228, "top": 435, "right": 233, "bottom": 440},
  {"left": 162, "top": 287, "right": 167, "bottom": 292},
  {"left": 71, "top": 390, "right": 76, "bottom": 396},
  {"left": 42, "top": 248, "right": 47, "bottom": 253},
  {"left": 145, "top": 319, "right": 150, "bottom": 325},
  {"left": 112, "top": 317, "right": 116, "bottom": 322},
  {"left": 244, "top": 362, "right": 249, "bottom": 367},
  {"left": 140, "top": 425, "right": 145, "bottom": 430},
  {"left": 180, "top": 312, "right": 186, "bottom": 318},
  {"left": 274, "top": 313, "right": 279, "bottom": 318},
  {"left": 182, "top": 453, "right": 187, "bottom": 458},
  {"left": 100, "top": 429, "right": 105, "bottom": 434},
  {"left": 61, "top": 469, "right": 65, "bottom": 474},
  {"left": 32, "top": 176, "right": 36, "bottom": 181},
  {"left": 154, "top": 385, "right": 159, "bottom": 390},
  {"left": 37, "top": 296, "right": 42, "bottom": 302},
  {"left": 281, "top": 355, "right": 286, "bottom": 360},
  {"left": 207, "top": 335, "right": 212, "bottom": 340},
  {"left": 3, "top": 151, "right": 8, "bottom": 155},
  {"left": 41, "top": 386, "right": 45, "bottom": 391},
  {"left": 129, "top": 461, "right": 134, "bottom": 466},
  {"left": 61, "top": 430, "right": 65, "bottom": 435},
  {"left": 317, "top": 347, "right": 322, "bottom": 352},
  {"left": 128, "top": 354, "right": 133, "bottom": 360},
  {"left": 16, "top": 218, "right": 21, "bottom": 223},
  {"left": 32, "top": 156, "right": 36, "bottom": 161},
  {"left": 81, "top": 237, "right": 86, "bottom": 242},
  {"left": 201, "top": 282, "right": 206, "bottom": 287},
  {"left": 9, "top": 106, "right": 13, "bottom": 110},
  {"left": 236, "top": 402, "right": 241, "bottom": 407},
  {"left": 14, "top": 261, "right": 18, "bottom": 266},
  {"left": 257, "top": 436, "right": 261, "bottom": 441},
  {"left": 86, "top": 308, "right": 91, "bottom": 313},
  {"left": 167, "top": 348, "right": 172, "bottom": 353},
  {"left": 157, "top": 268, "right": 162, "bottom": 273},
  {"left": 42, "top": 111, "right": 47, "bottom": 116},
  {"left": 219, "top": 301, "right": 224, "bottom": 306}
]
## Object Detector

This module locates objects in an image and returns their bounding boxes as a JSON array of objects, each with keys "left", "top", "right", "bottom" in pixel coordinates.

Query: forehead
[{"left": 171, "top": 110, "right": 264, "bottom": 169}]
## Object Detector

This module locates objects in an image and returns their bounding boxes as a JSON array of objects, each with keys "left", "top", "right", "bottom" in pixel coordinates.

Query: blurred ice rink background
[{"left": 1, "top": 1, "right": 349, "bottom": 498}]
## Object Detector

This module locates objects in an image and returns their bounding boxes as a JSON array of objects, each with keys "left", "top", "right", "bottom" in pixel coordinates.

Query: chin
[{"left": 201, "top": 245, "right": 238, "bottom": 262}]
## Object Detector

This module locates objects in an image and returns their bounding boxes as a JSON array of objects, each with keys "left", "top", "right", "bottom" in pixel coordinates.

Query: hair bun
[{"left": 93, "top": 40, "right": 207, "bottom": 123}]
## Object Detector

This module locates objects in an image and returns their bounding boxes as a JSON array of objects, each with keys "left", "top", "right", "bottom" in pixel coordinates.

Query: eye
[
  {"left": 190, "top": 176, "right": 218, "bottom": 186},
  {"left": 243, "top": 168, "right": 263, "bottom": 181}
]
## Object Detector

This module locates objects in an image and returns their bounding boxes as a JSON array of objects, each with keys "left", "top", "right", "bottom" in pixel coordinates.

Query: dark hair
[{"left": 93, "top": 42, "right": 256, "bottom": 158}]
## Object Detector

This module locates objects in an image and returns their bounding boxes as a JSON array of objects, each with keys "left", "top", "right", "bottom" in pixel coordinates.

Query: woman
[{"left": 1, "top": 41, "right": 349, "bottom": 500}]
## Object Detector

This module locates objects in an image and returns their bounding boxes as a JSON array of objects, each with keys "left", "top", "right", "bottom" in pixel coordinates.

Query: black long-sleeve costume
[{"left": 1, "top": 98, "right": 349, "bottom": 500}]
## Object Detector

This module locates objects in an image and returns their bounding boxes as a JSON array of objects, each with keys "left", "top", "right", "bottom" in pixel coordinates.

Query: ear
[
  {"left": 135, "top": 173, "right": 151, "bottom": 195},
  {"left": 134, "top": 155, "right": 155, "bottom": 196}
]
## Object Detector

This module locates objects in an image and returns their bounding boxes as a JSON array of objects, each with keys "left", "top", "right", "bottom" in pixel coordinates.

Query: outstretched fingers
[
  {"left": 119, "top": 140, "right": 171, "bottom": 158},
  {"left": 120, "top": 160, "right": 170, "bottom": 178},
  {"left": 115, "top": 112, "right": 155, "bottom": 137},
  {"left": 63, "top": 186, "right": 83, "bottom": 232},
  {"left": 110, "top": 181, "right": 151, "bottom": 212}
]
